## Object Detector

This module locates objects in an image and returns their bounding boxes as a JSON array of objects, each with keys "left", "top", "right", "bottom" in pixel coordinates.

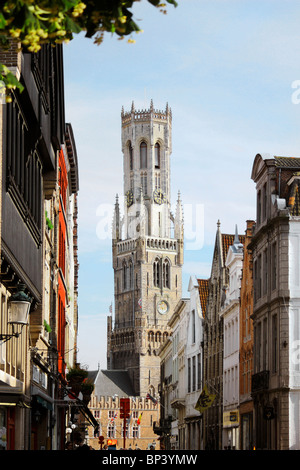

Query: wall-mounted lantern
[{"left": 0, "top": 283, "right": 32, "bottom": 343}]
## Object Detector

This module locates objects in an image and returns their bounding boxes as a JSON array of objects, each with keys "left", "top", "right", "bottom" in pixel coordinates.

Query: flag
[
  {"left": 146, "top": 393, "right": 157, "bottom": 404},
  {"left": 127, "top": 414, "right": 132, "bottom": 425},
  {"left": 194, "top": 385, "right": 216, "bottom": 413},
  {"left": 110, "top": 412, "right": 117, "bottom": 423},
  {"left": 137, "top": 412, "right": 143, "bottom": 425}
]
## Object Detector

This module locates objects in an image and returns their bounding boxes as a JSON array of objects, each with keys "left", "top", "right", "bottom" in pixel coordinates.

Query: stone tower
[{"left": 109, "top": 101, "right": 184, "bottom": 397}]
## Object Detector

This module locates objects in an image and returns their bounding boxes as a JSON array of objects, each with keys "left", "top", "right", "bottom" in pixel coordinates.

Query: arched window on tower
[
  {"left": 129, "top": 142, "right": 133, "bottom": 171},
  {"left": 140, "top": 141, "right": 147, "bottom": 169},
  {"left": 129, "top": 260, "right": 133, "bottom": 289},
  {"left": 123, "top": 261, "right": 127, "bottom": 290},
  {"left": 162, "top": 259, "right": 170, "bottom": 288},
  {"left": 153, "top": 258, "right": 160, "bottom": 287},
  {"left": 155, "top": 142, "right": 160, "bottom": 168}
]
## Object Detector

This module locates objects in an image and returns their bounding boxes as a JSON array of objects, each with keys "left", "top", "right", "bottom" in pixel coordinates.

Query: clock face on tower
[
  {"left": 126, "top": 190, "right": 134, "bottom": 207},
  {"left": 157, "top": 300, "right": 169, "bottom": 315},
  {"left": 153, "top": 188, "right": 166, "bottom": 205}
]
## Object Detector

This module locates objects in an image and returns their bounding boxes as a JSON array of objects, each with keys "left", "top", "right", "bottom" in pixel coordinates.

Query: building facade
[
  {"left": 184, "top": 276, "right": 205, "bottom": 450},
  {"left": 202, "top": 222, "right": 244, "bottom": 450},
  {"left": 169, "top": 297, "right": 189, "bottom": 450},
  {"left": 86, "top": 369, "right": 160, "bottom": 450},
  {"left": 250, "top": 153, "right": 300, "bottom": 450},
  {"left": 239, "top": 220, "right": 255, "bottom": 450},
  {"left": 221, "top": 227, "right": 244, "bottom": 449},
  {"left": 109, "top": 101, "right": 184, "bottom": 397},
  {"left": 0, "top": 41, "right": 79, "bottom": 450}
]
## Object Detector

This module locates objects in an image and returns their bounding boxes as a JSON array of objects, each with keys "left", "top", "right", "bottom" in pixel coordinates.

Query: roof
[
  {"left": 197, "top": 279, "right": 209, "bottom": 318},
  {"left": 275, "top": 156, "right": 300, "bottom": 168},
  {"left": 94, "top": 369, "right": 136, "bottom": 398},
  {"left": 221, "top": 233, "right": 245, "bottom": 265}
]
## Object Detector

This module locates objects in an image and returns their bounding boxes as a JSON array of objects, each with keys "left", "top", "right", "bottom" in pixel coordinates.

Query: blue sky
[{"left": 63, "top": 0, "right": 300, "bottom": 370}]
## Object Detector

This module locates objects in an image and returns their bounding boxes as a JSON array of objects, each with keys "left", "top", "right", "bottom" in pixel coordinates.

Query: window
[
  {"left": 192, "top": 356, "right": 196, "bottom": 392},
  {"left": 197, "top": 353, "right": 201, "bottom": 390},
  {"left": 155, "top": 142, "right": 160, "bottom": 168},
  {"left": 132, "top": 425, "right": 139, "bottom": 439},
  {"left": 129, "top": 261, "right": 133, "bottom": 289},
  {"left": 263, "top": 249, "right": 268, "bottom": 295},
  {"left": 257, "top": 189, "right": 261, "bottom": 225},
  {"left": 191, "top": 309, "right": 195, "bottom": 343},
  {"left": 123, "top": 262, "right": 127, "bottom": 290},
  {"left": 129, "top": 142, "right": 133, "bottom": 171},
  {"left": 107, "top": 423, "right": 115, "bottom": 438},
  {"left": 262, "top": 183, "right": 267, "bottom": 220},
  {"left": 188, "top": 358, "right": 191, "bottom": 393},
  {"left": 263, "top": 318, "right": 267, "bottom": 370},
  {"left": 59, "top": 226, "right": 66, "bottom": 276},
  {"left": 153, "top": 258, "right": 160, "bottom": 287},
  {"left": 162, "top": 259, "right": 170, "bottom": 288},
  {"left": 272, "top": 314, "right": 278, "bottom": 373},
  {"left": 140, "top": 141, "right": 147, "bottom": 168},
  {"left": 257, "top": 254, "right": 262, "bottom": 299},
  {"left": 6, "top": 97, "right": 42, "bottom": 243},
  {"left": 271, "top": 242, "right": 277, "bottom": 290}
]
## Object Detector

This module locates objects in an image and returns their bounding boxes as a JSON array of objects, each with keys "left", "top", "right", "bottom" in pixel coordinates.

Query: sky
[{"left": 63, "top": 0, "right": 300, "bottom": 371}]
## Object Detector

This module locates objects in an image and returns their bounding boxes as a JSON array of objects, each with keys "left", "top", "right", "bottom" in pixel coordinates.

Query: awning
[
  {"left": 0, "top": 394, "right": 31, "bottom": 408},
  {"left": 32, "top": 395, "right": 53, "bottom": 411}
]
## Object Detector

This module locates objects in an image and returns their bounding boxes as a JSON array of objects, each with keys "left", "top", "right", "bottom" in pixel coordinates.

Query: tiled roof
[
  {"left": 221, "top": 234, "right": 245, "bottom": 265},
  {"left": 197, "top": 279, "right": 209, "bottom": 318},
  {"left": 274, "top": 156, "right": 300, "bottom": 168}
]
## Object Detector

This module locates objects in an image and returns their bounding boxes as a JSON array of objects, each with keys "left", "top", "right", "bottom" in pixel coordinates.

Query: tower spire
[
  {"left": 174, "top": 190, "right": 184, "bottom": 240},
  {"left": 112, "top": 194, "right": 120, "bottom": 240}
]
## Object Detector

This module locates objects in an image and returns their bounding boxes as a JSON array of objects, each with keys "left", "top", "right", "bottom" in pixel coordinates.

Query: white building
[
  {"left": 221, "top": 228, "right": 243, "bottom": 449},
  {"left": 184, "top": 275, "right": 206, "bottom": 450},
  {"left": 169, "top": 298, "right": 189, "bottom": 449}
]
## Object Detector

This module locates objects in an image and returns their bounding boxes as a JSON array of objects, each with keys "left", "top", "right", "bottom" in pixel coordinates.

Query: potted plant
[
  {"left": 80, "top": 379, "right": 94, "bottom": 404},
  {"left": 66, "top": 366, "right": 88, "bottom": 396}
]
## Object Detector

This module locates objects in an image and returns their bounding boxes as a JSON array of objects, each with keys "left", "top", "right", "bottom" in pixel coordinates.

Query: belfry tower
[{"left": 108, "top": 101, "right": 184, "bottom": 397}]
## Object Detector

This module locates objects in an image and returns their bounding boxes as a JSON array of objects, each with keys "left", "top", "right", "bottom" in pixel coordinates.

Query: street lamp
[{"left": 0, "top": 283, "right": 31, "bottom": 342}]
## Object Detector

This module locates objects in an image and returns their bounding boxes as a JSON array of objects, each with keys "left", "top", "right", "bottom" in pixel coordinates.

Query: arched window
[
  {"left": 129, "top": 261, "right": 133, "bottom": 289},
  {"left": 155, "top": 142, "right": 160, "bottom": 168},
  {"left": 123, "top": 262, "right": 127, "bottom": 290},
  {"left": 162, "top": 259, "right": 170, "bottom": 288},
  {"left": 153, "top": 258, "right": 160, "bottom": 287},
  {"left": 129, "top": 142, "right": 133, "bottom": 171},
  {"left": 140, "top": 141, "right": 147, "bottom": 169}
]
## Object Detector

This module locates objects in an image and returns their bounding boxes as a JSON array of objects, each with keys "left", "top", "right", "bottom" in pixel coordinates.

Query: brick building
[{"left": 86, "top": 369, "right": 160, "bottom": 450}]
